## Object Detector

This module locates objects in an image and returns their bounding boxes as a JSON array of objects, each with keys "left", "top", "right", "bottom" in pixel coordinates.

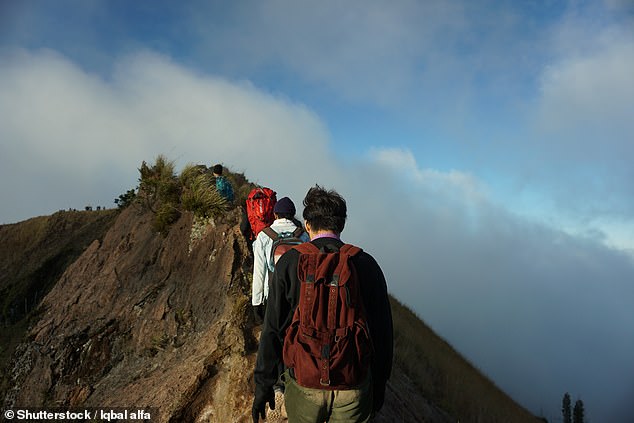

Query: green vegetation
[
  {"left": 390, "top": 296, "right": 542, "bottom": 423},
  {"left": 137, "top": 155, "right": 181, "bottom": 233},
  {"left": 563, "top": 392, "right": 572, "bottom": 423},
  {"left": 562, "top": 391, "right": 587, "bottom": 423},
  {"left": 114, "top": 189, "right": 137, "bottom": 209},
  {"left": 573, "top": 399, "right": 585, "bottom": 423},
  {"left": 137, "top": 155, "right": 254, "bottom": 234},
  {"left": 180, "top": 165, "right": 227, "bottom": 218}
]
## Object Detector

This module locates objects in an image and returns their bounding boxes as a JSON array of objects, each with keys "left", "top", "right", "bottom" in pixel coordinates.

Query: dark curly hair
[{"left": 302, "top": 185, "right": 347, "bottom": 233}]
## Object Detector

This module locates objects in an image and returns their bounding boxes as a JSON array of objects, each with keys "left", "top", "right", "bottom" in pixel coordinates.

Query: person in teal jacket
[{"left": 212, "top": 164, "right": 234, "bottom": 202}]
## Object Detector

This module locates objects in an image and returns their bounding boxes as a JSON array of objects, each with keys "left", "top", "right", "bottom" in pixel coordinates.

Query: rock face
[
  {"left": 4, "top": 206, "right": 258, "bottom": 421},
  {"left": 4, "top": 206, "right": 451, "bottom": 422}
]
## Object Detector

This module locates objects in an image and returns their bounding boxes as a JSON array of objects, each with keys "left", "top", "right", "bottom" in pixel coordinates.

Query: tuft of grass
[
  {"left": 148, "top": 333, "right": 171, "bottom": 356},
  {"left": 138, "top": 154, "right": 180, "bottom": 214},
  {"left": 137, "top": 155, "right": 182, "bottom": 234},
  {"left": 181, "top": 173, "right": 227, "bottom": 219},
  {"left": 152, "top": 203, "right": 181, "bottom": 234},
  {"left": 179, "top": 163, "right": 208, "bottom": 188}
]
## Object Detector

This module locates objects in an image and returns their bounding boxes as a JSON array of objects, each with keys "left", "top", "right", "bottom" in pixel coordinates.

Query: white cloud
[
  {"left": 519, "top": 18, "right": 634, "bottom": 238},
  {"left": 538, "top": 29, "right": 634, "bottom": 143},
  {"left": 368, "top": 146, "right": 489, "bottom": 210},
  {"left": 0, "top": 48, "right": 335, "bottom": 222},
  {"left": 369, "top": 147, "right": 418, "bottom": 170}
]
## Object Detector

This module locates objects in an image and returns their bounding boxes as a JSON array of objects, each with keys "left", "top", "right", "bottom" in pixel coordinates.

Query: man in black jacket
[{"left": 252, "top": 185, "right": 393, "bottom": 422}]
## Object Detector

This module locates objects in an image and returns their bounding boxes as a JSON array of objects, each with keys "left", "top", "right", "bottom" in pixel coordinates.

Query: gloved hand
[{"left": 252, "top": 385, "right": 275, "bottom": 423}]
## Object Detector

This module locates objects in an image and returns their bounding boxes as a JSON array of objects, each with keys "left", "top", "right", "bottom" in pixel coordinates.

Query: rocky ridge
[{"left": 3, "top": 205, "right": 447, "bottom": 422}]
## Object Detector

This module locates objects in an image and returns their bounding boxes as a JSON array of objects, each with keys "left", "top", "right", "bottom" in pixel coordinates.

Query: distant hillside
[
  {"left": 0, "top": 160, "right": 545, "bottom": 422},
  {"left": 0, "top": 209, "right": 119, "bottom": 322},
  {"left": 0, "top": 209, "right": 119, "bottom": 395}
]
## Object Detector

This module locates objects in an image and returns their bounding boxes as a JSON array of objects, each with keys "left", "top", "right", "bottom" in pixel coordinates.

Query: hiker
[
  {"left": 251, "top": 196, "right": 309, "bottom": 323},
  {"left": 252, "top": 186, "right": 393, "bottom": 423},
  {"left": 212, "top": 164, "right": 234, "bottom": 202}
]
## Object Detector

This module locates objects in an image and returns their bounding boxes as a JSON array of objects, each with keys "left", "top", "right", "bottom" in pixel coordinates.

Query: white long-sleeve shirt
[{"left": 251, "top": 218, "right": 309, "bottom": 306}]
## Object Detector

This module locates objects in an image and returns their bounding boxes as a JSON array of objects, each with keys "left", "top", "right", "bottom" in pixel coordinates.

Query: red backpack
[
  {"left": 282, "top": 242, "right": 373, "bottom": 390},
  {"left": 246, "top": 187, "right": 277, "bottom": 239}
]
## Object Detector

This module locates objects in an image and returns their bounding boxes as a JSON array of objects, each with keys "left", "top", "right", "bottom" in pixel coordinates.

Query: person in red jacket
[{"left": 252, "top": 185, "right": 393, "bottom": 423}]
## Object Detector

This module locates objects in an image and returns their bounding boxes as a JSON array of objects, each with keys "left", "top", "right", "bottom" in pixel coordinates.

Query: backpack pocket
[
  {"left": 328, "top": 321, "right": 372, "bottom": 387},
  {"left": 283, "top": 322, "right": 330, "bottom": 388},
  {"left": 283, "top": 319, "right": 372, "bottom": 389}
]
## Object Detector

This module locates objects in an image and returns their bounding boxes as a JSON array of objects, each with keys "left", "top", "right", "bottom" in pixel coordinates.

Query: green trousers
[{"left": 281, "top": 370, "right": 373, "bottom": 423}]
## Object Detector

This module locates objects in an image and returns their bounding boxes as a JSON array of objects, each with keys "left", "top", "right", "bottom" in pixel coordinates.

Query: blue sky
[{"left": 1, "top": 1, "right": 634, "bottom": 421}]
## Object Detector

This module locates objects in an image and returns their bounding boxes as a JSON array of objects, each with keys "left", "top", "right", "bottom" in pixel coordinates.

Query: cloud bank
[
  {"left": 0, "top": 48, "right": 333, "bottom": 222},
  {"left": 354, "top": 147, "right": 634, "bottom": 422}
]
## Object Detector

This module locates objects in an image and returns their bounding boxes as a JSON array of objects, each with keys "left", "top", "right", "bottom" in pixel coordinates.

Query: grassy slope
[{"left": 391, "top": 296, "right": 542, "bottom": 422}]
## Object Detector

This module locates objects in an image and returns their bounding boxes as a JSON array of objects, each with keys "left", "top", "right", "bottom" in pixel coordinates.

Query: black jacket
[{"left": 254, "top": 237, "right": 393, "bottom": 411}]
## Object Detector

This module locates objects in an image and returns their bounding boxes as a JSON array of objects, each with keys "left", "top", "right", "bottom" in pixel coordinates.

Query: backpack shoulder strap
[
  {"left": 329, "top": 244, "right": 360, "bottom": 288},
  {"left": 339, "top": 244, "right": 362, "bottom": 257},
  {"left": 294, "top": 242, "right": 320, "bottom": 255},
  {"left": 261, "top": 226, "right": 278, "bottom": 241},
  {"left": 292, "top": 226, "right": 305, "bottom": 238}
]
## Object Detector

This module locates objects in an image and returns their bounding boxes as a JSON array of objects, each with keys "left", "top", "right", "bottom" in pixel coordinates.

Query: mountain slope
[
  {"left": 1, "top": 204, "right": 542, "bottom": 422},
  {"left": 3, "top": 206, "right": 256, "bottom": 421},
  {"left": 0, "top": 209, "right": 119, "bottom": 324},
  {"left": 0, "top": 209, "right": 119, "bottom": 396}
]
